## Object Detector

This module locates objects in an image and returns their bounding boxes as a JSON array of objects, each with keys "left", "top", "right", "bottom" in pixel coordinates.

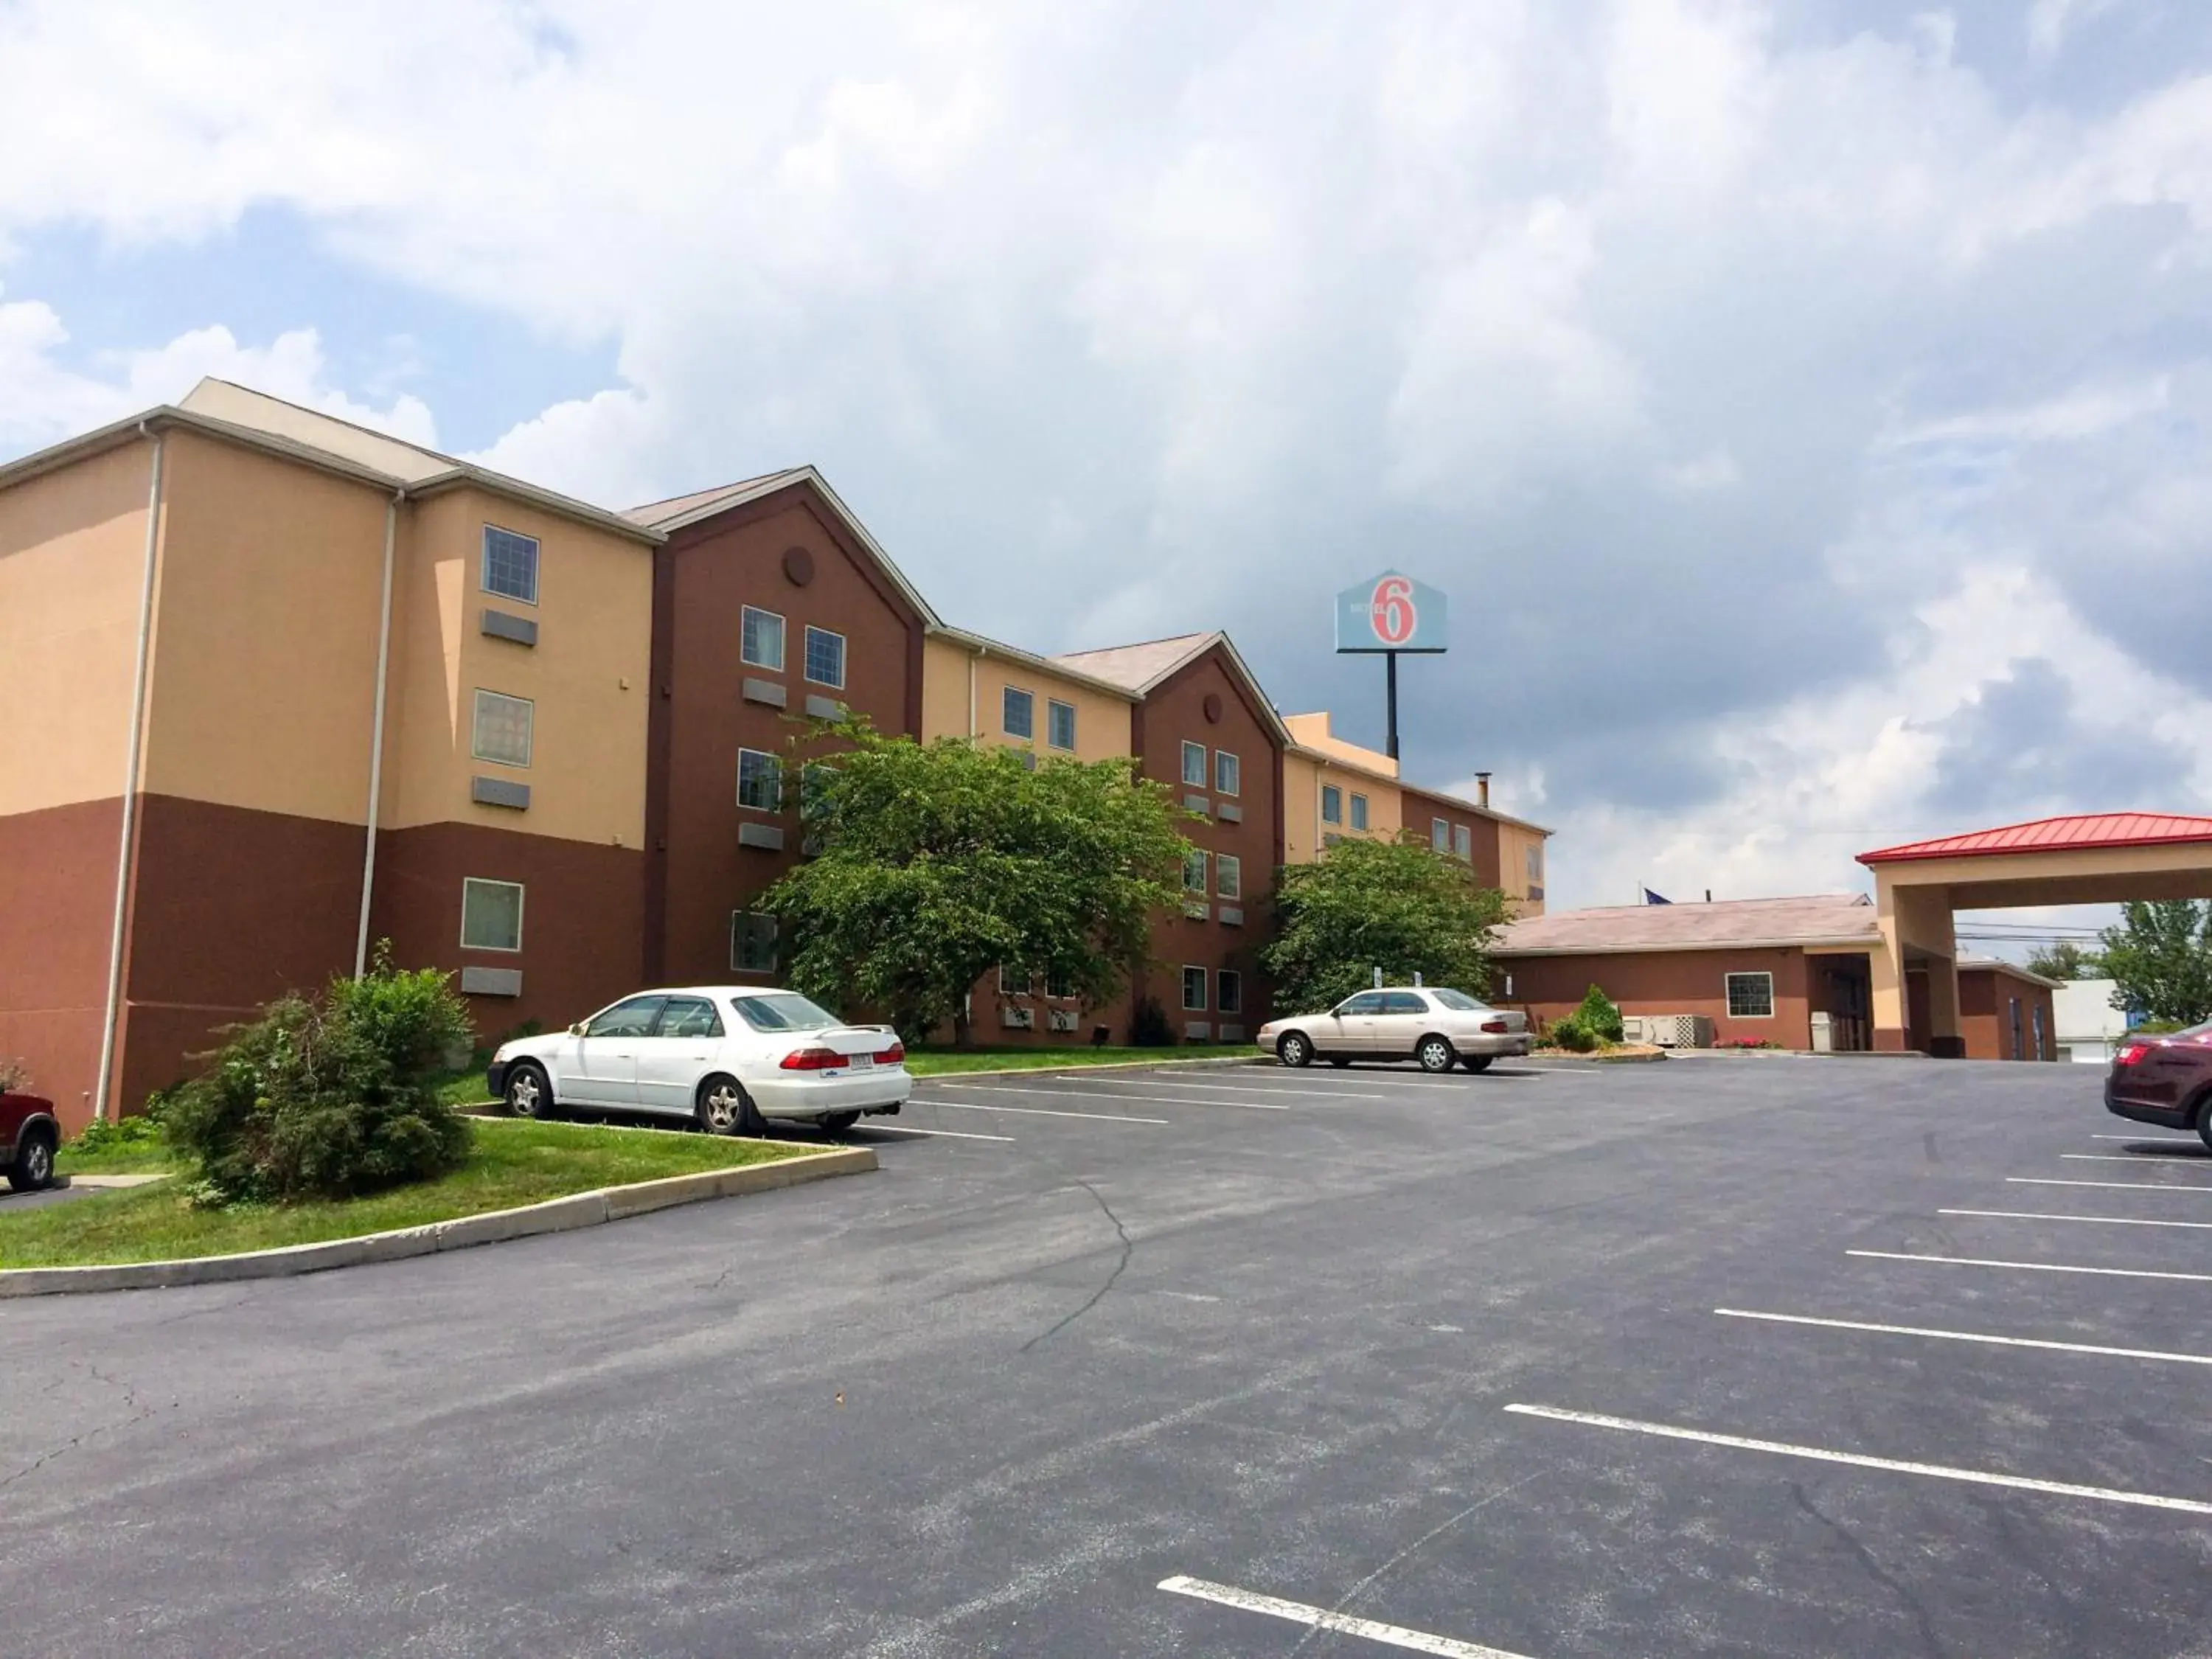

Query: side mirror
[{"left": 568, "top": 1023, "right": 585, "bottom": 1037}]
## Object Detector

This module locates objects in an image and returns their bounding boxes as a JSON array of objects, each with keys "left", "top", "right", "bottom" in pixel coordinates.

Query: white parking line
[
  {"left": 864, "top": 1124, "right": 1017, "bottom": 1143},
  {"left": 1076, "top": 1076, "right": 1388, "bottom": 1099},
  {"left": 1848, "top": 1249, "right": 2212, "bottom": 1284},
  {"left": 1259, "top": 1074, "right": 1489, "bottom": 1091},
  {"left": 926, "top": 1100, "right": 1169, "bottom": 1125},
  {"left": 1502, "top": 1404, "right": 2212, "bottom": 1514},
  {"left": 1158, "top": 1576, "right": 1533, "bottom": 1658},
  {"left": 2062, "top": 1153, "right": 2209, "bottom": 1164},
  {"left": 1942, "top": 1208, "right": 2212, "bottom": 1230},
  {"left": 951, "top": 1081, "right": 1289, "bottom": 1110},
  {"left": 1715, "top": 1307, "right": 2212, "bottom": 1367},
  {"left": 2091, "top": 1134, "right": 2201, "bottom": 1144},
  {"left": 2008, "top": 1177, "right": 2212, "bottom": 1193}
]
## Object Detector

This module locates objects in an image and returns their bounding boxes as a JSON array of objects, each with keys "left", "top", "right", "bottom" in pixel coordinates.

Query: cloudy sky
[{"left": 6, "top": 0, "right": 2210, "bottom": 923}]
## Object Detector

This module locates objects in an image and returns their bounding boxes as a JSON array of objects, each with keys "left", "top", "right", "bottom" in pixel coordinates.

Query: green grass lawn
[{"left": 7, "top": 1119, "right": 815, "bottom": 1270}]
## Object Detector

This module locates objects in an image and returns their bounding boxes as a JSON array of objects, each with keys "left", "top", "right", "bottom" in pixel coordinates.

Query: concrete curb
[{"left": 0, "top": 1146, "right": 874, "bottom": 1299}]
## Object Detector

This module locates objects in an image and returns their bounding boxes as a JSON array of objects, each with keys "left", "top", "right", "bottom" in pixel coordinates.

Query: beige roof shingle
[
  {"left": 1495, "top": 894, "right": 1879, "bottom": 956},
  {"left": 1050, "top": 633, "right": 1218, "bottom": 693}
]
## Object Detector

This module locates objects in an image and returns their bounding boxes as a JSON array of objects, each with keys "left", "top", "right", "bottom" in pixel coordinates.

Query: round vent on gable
[
  {"left": 782, "top": 546, "right": 815, "bottom": 586},
  {"left": 1202, "top": 692, "right": 1223, "bottom": 724}
]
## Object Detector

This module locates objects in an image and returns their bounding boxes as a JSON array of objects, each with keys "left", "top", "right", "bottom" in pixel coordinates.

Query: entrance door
[{"left": 571, "top": 995, "right": 665, "bottom": 1107}]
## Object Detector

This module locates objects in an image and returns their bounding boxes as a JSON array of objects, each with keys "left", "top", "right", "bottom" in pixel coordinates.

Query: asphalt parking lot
[{"left": 4, "top": 1054, "right": 2210, "bottom": 1656}]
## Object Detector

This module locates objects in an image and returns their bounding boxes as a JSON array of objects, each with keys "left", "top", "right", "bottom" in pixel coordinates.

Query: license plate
[{"left": 846, "top": 1054, "right": 873, "bottom": 1069}]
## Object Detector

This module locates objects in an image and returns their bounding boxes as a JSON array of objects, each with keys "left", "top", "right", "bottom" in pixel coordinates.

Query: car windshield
[
  {"left": 730, "top": 992, "right": 838, "bottom": 1032},
  {"left": 1429, "top": 989, "right": 1487, "bottom": 1011}
]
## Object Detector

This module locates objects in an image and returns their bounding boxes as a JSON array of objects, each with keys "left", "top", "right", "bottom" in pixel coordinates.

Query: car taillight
[
  {"left": 2114, "top": 1043, "right": 2151, "bottom": 1068},
  {"left": 779, "top": 1046, "right": 844, "bottom": 1071},
  {"left": 874, "top": 1041, "right": 906, "bottom": 1066},
  {"left": 1481, "top": 1019, "right": 1509, "bottom": 1034}
]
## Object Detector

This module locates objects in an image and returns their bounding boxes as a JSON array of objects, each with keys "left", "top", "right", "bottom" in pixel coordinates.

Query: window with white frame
[
  {"left": 481, "top": 526, "right": 539, "bottom": 605},
  {"left": 1183, "top": 848, "right": 1210, "bottom": 893},
  {"left": 1182, "top": 741, "right": 1208, "bottom": 787},
  {"left": 1217, "top": 852, "right": 1242, "bottom": 900},
  {"left": 1046, "top": 968, "right": 1075, "bottom": 998},
  {"left": 1526, "top": 842, "right": 1545, "bottom": 899},
  {"left": 1182, "top": 964, "right": 1208, "bottom": 1011},
  {"left": 1047, "top": 699, "right": 1077, "bottom": 751},
  {"left": 998, "top": 964, "right": 1030, "bottom": 996},
  {"left": 1003, "top": 685, "right": 1034, "bottom": 739},
  {"left": 1725, "top": 972, "right": 1775, "bottom": 1018},
  {"left": 1214, "top": 751, "right": 1240, "bottom": 796},
  {"left": 1217, "top": 969, "right": 1242, "bottom": 1014},
  {"left": 1350, "top": 793, "right": 1368, "bottom": 831},
  {"left": 729, "top": 911, "right": 778, "bottom": 973},
  {"left": 803, "top": 625, "right": 846, "bottom": 688},
  {"left": 740, "top": 606, "right": 785, "bottom": 672},
  {"left": 460, "top": 878, "right": 524, "bottom": 952},
  {"left": 470, "top": 689, "right": 533, "bottom": 768},
  {"left": 1453, "top": 823, "right": 1472, "bottom": 863},
  {"left": 737, "top": 748, "right": 782, "bottom": 812},
  {"left": 1321, "top": 785, "right": 1343, "bottom": 825},
  {"left": 1431, "top": 817, "right": 1450, "bottom": 852}
]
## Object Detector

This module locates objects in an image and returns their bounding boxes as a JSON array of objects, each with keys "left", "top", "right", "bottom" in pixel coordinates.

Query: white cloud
[{"left": 2028, "top": 0, "right": 2121, "bottom": 62}]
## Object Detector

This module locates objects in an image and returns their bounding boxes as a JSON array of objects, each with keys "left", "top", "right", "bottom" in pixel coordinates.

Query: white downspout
[
  {"left": 968, "top": 644, "right": 981, "bottom": 738},
  {"left": 354, "top": 490, "right": 403, "bottom": 976},
  {"left": 93, "top": 425, "right": 165, "bottom": 1123}
]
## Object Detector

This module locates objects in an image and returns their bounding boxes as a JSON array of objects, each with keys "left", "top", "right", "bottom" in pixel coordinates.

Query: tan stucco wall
[
  {"left": 919, "top": 635, "right": 975, "bottom": 742},
  {"left": 1283, "top": 712, "right": 1399, "bottom": 777},
  {"left": 139, "top": 431, "right": 392, "bottom": 824},
  {"left": 0, "top": 441, "right": 157, "bottom": 817},
  {"left": 922, "top": 636, "right": 1133, "bottom": 760},
  {"left": 1283, "top": 751, "right": 1403, "bottom": 863},
  {"left": 1500, "top": 821, "right": 1548, "bottom": 916},
  {"left": 383, "top": 487, "right": 651, "bottom": 848}
]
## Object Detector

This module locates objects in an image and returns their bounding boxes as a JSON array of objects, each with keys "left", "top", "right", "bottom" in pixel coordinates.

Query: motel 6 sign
[{"left": 1334, "top": 570, "right": 1448, "bottom": 655}]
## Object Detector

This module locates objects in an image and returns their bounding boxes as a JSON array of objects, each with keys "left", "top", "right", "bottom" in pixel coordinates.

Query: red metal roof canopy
[{"left": 1860, "top": 813, "right": 2212, "bottom": 865}]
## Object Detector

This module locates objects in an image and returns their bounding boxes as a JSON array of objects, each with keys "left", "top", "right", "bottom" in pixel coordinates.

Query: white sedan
[
  {"left": 487, "top": 987, "right": 912, "bottom": 1134},
  {"left": 1258, "top": 987, "right": 1531, "bottom": 1074}
]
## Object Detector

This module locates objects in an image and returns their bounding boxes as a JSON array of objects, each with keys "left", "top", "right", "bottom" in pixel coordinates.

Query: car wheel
[
  {"left": 1327, "top": 1057, "right": 1351, "bottom": 1068},
  {"left": 821, "top": 1111, "right": 860, "bottom": 1135},
  {"left": 1276, "top": 1032, "right": 1314, "bottom": 1068},
  {"left": 698, "top": 1075, "right": 765, "bottom": 1137},
  {"left": 1461, "top": 1054, "right": 1493, "bottom": 1074},
  {"left": 504, "top": 1062, "right": 557, "bottom": 1121},
  {"left": 2197, "top": 1092, "right": 2212, "bottom": 1154},
  {"left": 1417, "top": 1034, "right": 1457, "bottom": 1074},
  {"left": 6, "top": 1125, "right": 56, "bottom": 1192}
]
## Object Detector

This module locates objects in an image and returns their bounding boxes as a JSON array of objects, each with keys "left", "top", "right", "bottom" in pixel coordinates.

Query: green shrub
[
  {"left": 68, "top": 1113, "right": 165, "bottom": 1155},
  {"left": 1546, "top": 1017, "right": 1599, "bottom": 1053},
  {"left": 161, "top": 950, "right": 476, "bottom": 1206},
  {"left": 1573, "top": 984, "right": 1624, "bottom": 1044}
]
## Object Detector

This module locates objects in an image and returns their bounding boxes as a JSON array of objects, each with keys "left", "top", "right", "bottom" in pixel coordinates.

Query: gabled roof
[
  {"left": 1860, "top": 813, "right": 2212, "bottom": 864},
  {"left": 1957, "top": 954, "right": 2066, "bottom": 990},
  {"left": 625, "top": 465, "right": 942, "bottom": 627},
  {"left": 1054, "top": 632, "right": 1293, "bottom": 747},
  {"left": 1494, "top": 893, "right": 1879, "bottom": 956},
  {"left": 926, "top": 625, "right": 1142, "bottom": 702}
]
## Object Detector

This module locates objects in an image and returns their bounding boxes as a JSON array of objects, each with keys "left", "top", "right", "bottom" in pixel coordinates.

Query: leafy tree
[
  {"left": 2098, "top": 900, "right": 2212, "bottom": 1026},
  {"left": 2024, "top": 939, "right": 2102, "bottom": 981},
  {"left": 762, "top": 724, "right": 1192, "bottom": 1046},
  {"left": 1261, "top": 835, "right": 1509, "bottom": 1013}
]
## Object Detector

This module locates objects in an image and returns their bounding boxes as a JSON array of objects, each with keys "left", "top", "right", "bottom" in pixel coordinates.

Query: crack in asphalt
[
  {"left": 1018, "top": 1178, "right": 1133, "bottom": 1354},
  {"left": 1790, "top": 1481, "right": 1948, "bottom": 1659},
  {"left": 0, "top": 1358, "right": 154, "bottom": 1497}
]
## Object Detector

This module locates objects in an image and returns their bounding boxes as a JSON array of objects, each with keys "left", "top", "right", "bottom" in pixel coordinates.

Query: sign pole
[{"left": 1385, "top": 650, "right": 1399, "bottom": 762}]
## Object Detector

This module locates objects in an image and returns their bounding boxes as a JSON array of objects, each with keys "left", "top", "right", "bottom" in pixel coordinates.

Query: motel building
[{"left": 1, "top": 382, "right": 1548, "bottom": 1130}]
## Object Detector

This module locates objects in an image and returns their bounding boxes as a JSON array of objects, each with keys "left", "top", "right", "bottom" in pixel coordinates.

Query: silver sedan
[{"left": 1258, "top": 987, "right": 1531, "bottom": 1074}]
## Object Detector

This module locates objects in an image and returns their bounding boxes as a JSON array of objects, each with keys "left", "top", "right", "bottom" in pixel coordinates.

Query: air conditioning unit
[
  {"left": 1184, "top": 1020, "right": 1211, "bottom": 1043},
  {"left": 1645, "top": 1014, "right": 1714, "bottom": 1049},
  {"left": 1621, "top": 1015, "right": 1649, "bottom": 1043},
  {"left": 1046, "top": 1008, "right": 1079, "bottom": 1033},
  {"left": 1001, "top": 1006, "right": 1034, "bottom": 1030}
]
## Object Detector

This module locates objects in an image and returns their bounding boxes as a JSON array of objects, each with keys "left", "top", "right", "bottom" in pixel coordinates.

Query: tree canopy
[
  {"left": 2023, "top": 939, "right": 2102, "bottom": 982},
  {"left": 2098, "top": 900, "right": 2212, "bottom": 1026},
  {"left": 760, "top": 725, "right": 1192, "bottom": 1044},
  {"left": 1259, "top": 835, "right": 1509, "bottom": 1014}
]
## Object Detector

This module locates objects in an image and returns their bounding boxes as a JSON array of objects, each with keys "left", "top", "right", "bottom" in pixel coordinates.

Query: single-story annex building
[{"left": 1492, "top": 894, "right": 2058, "bottom": 1059}]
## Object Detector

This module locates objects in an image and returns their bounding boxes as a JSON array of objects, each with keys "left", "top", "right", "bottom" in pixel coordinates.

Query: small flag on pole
[{"left": 1644, "top": 888, "right": 1672, "bottom": 905}]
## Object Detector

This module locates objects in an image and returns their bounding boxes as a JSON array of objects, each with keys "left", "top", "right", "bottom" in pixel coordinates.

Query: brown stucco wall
[
  {"left": 0, "top": 798, "right": 125, "bottom": 1130},
  {"left": 646, "top": 484, "right": 926, "bottom": 987},
  {"left": 1958, "top": 967, "right": 2058, "bottom": 1061},
  {"left": 1499, "top": 947, "right": 1815, "bottom": 1048}
]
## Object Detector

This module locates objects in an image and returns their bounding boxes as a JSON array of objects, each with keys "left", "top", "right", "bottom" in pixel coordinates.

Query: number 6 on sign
[{"left": 1335, "top": 569, "right": 1447, "bottom": 655}]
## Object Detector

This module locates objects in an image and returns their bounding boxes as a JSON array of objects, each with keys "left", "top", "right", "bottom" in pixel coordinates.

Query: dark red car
[
  {"left": 1, "top": 1089, "right": 60, "bottom": 1192},
  {"left": 2105, "top": 1022, "right": 2212, "bottom": 1149}
]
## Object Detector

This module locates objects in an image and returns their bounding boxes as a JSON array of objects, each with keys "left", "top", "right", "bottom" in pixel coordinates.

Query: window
[
  {"left": 481, "top": 526, "right": 539, "bottom": 605},
  {"left": 658, "top": 997, "right": 725, "bottom": 1039},
  {"left": 460, "top": 878, "right": 524, "bottom": 952},
  {"left": 799, "top": 762, "right": 835, "bottom": 853},
  {"left": 1046, "top": 969, "right": 1075, "bottom": 998},
  {"left": 1217, "top": 853, "right": 1242, "bottom": 900},
  {"left": 729, "top": 911, "right": 779, "bottom": 973},
  {"left": 1003, "top": 686, "right": 1034, "bottom": 739},
  {"left": 1382, "top": 992, "right": 1427, "bottom": 1015},
  {"left": 737, "top": 748, "right": 782, "bottom": 812},
  {"left": 1453, "top": 824, "right": 1472, "bottom": 863},
  {"left": 1218, "top": 970, "right": 1242, "bottom": 1015},
  {"left": 1182, "top": 965, "right": 1208, "bottom": 1011},
  {"left": 1526, "top": 844, "right": 1545, "bottom": 900},
  {"left": 585, "top": 995, "right": 665, "bottom": 1038},
  {"left": 470, "top": 689, "right": 533, "bottom": 768},
  {"left": 1321, "top": 785, "right": 1343, "bottom": 825},
  {"left": 1350, "top": 793, "right": 1368, "bottom": 832},
  {"left": 1335, "top": 991, "right": 1385, "bottom": 1016},
  {"left": 1431, "top": 989, "right": 1488, "bottom": 1011},
  {"left": 740, "top": 606, "right": 785, "bottom": 672},
  {"left": 1432, "top": 817, "right": 1450, "bottom": 852},
  {"left": 998, "top": 964, "right": 1029, "bottom": 995},
  {"left": 803, "top": 625, "right": 846, "bottom": 688},
  {"left": 1214, "top": 751, "right": 1240, "bottom": 796},
  {"left": 1725, "top": 972, "right": 1775, "bottom": 1018},
  {"left": 1182, "top": 741, "right": 1208, "bottom": 787},
  {"left": 1183, "top": 848, "right": 1210, "bottom": 893},
  {"left": 1047, "top": 699, "right": 1077, "bottom": 751},
  {"left": 731, "top": 992, "right": 835, "bottom": 1032}
]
